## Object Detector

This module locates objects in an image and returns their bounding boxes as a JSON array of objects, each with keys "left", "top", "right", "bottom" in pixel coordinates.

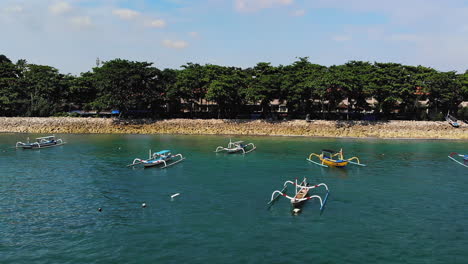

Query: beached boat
[
  {"left": 448, "top": 152, "right": 468, "bottom": 168},
  {"left": 268, "top": 178, "right": 329, "bottom": 214},
  {"left": 15, "top": 135, "right": 65, "bottom": 149},
  {"left": 128, "top": 150, "right": 185, "bottom": 168},
  {"left": 307, "top": 148, "right": 366, "bottom": 168},
  {"left": 215, "top": 139, "right": 256, "bottom": 154},
  {"left": 445, "top": 114, "right": 460, "bottom": 128}
]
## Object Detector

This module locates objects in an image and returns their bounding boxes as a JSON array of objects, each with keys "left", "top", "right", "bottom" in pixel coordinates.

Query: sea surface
[{"left": 0, "top": 134, "right": 467, "bottom": 264}]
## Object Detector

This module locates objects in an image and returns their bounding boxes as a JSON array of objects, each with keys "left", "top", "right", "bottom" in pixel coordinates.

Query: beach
[{"left": 0, "top": 117, "right": 466, "bottom": 139}]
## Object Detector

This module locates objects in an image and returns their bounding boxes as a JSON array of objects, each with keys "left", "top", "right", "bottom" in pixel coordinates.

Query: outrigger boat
[
  {"left": 445, "top": 114, "right": 460, "bottom": 128},
  {"left": 15, "top": 135, "right": 65, "bottom": 149},
  {"left": 215, "top": 139, "right": 256, "bottom": 154},
  {"left": 448, "top": 152, "right": 468, "bottom": 168},
  {"left": 307, "top": 148, "right": 366, "bottom": 168},
  {"left": 268, "top": 178, "right": 329, "bottom": 214},
  {"left": 128, "top": 150, "right": 185, "bottom": 168}
]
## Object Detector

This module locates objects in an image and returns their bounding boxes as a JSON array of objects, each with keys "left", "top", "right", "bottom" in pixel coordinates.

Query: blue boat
[
  {"left": 16, "top": 136, "right": 65, "bottom": 149},
  {"left": 128, "top": 150, "right": 185, "bottom": 168}
]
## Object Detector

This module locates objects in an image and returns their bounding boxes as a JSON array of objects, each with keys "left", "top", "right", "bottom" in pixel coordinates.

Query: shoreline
[{"left": 0, "top": 117, "right": 467, "bottom": 140}]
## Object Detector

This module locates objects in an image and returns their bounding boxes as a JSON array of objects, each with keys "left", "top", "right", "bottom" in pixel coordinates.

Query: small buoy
[
  {"left": 98, "top": 208, "right": 102, "bottom": 212},
  {"left": 293, "top": 208, "right": 301, "bottom": 214},
  {"left": 171, "top": 193, "right": 180, "bottom": 199},
  {"left": 142, "top": 203, "right": 147, "bottom": 208}
]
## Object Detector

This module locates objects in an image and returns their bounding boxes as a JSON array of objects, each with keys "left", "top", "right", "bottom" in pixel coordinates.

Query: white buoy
[
  {"left": 142, "top": 203, "right": 147, "bottom": 208},
  {"left": 293, "top": 208, "right": 301, "bottom": 214},
  {"left": 171, "top": 193, "right": 180, "bottom": 199}
]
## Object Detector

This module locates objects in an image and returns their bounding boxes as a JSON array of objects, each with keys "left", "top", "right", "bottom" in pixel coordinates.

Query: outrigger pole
[
  {"left": 448, "top": 152, "right": 468, "bottom": 168},
  {"left": 126, "top": 149, "right": 151, "bottom": 167},
  {"left": 306, "top": 157, "right": 328, "bottom": 167},
  {"left": 267, "top": 184, "right": 287, "bottom": 208},
  {"left": 347, "top": 160, "right": 367, "bottom": 167}
]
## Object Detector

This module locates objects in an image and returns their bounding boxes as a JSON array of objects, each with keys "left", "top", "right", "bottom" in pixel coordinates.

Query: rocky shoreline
[{"left": 0, "top": 117, "right": 466, "bottom": 140}]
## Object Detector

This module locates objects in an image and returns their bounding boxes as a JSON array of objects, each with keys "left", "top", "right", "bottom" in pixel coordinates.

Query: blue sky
[{"left": 1, "top": 0, "right": 468, "bottom": 74}]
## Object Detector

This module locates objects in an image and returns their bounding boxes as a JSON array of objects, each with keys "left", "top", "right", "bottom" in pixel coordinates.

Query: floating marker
[
  {"left": 142, "top": 203, "right": 147, "bottom": 208},
  {"left": 171, "top": 193, "right": 180, "bottom": 199},
  {"left": 98, "top": 208, "right": 102, "bottom": 212},
  {"left": 293, "top": 208, "right": 301, "bottom": 214}
]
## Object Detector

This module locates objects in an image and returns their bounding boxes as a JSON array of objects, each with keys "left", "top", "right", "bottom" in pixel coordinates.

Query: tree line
[{"left": 1, "top": 54, "right": 467, "bottom": 120}]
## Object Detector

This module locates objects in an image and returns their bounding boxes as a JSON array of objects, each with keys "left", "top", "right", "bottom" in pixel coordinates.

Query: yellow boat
[{"left": 307, "top": 149, "right": 365, "bottom": 168}]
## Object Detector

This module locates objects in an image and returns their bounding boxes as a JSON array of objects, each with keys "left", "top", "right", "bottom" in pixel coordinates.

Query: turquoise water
[{"left": 1, "top": 134, "right": 467, "bottom": 263}]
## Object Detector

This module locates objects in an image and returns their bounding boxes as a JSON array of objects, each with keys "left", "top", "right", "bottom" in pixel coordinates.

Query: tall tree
[
  {"left": 241, "top": 62, "right": 280, "bottom": 117},
  {"left": 280, "top": 57, "right": 327, "bottom": 117},
  {"left": 92, "top": 59, "right": 161, "bottom": 116},
  {"left": 0, "top": 55, "right": 22, "bottom": 116},
  {"left": 18, "top": 64, "right": 66, "bottom": 116},
  {"left": 206, "top": 67, "right": 245, "bottom": 118},
  {"left": 425, "top": 71, "right": 463, "bottom": 116}
]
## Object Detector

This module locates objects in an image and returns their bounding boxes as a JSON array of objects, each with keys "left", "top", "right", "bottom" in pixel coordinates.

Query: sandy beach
[{"left": 0, "top": 117, "right": 466, "bottom": 139}]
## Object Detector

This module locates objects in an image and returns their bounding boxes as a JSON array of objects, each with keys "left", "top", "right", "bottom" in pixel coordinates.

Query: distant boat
[
  {"left": 215, "top": 139, "right": 256, "bottom": 154},
  {"left": 16, "top": 135, "right": 65, "bottom": 149},
  {"left": 128, "top": 150, "right": 185, "bottom": 168},
  {"left": 445, "top": 114, "right": 460, "bottom": 128},
  {"left": 307, "top": 148, "right": 366, "bottom": 168}
]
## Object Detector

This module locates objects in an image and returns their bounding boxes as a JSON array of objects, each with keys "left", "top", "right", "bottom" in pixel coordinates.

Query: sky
[{"left": 1, "top": 0, "right": 468, "bottom": 75}]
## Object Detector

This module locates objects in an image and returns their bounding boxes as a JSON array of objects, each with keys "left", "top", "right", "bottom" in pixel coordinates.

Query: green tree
[
  {"left": 18, "top": 64, "right": 66, "bottom": 116},
  {"left": 206, "top": 67, "right": 245, "bottom": 118},
  {"left": 92, "top": 59, "right": 161, "bottom": 116},
  {"left": 0, "top": 55, "right": 22, "bottom": 116},
  {"left": 280, "top": 57, "right": 327, "bottom": 117},
  {"left": 68, "top": 72, "right": 97, "bottom": 110},
  {"left": 241, "top": 62, "right": 280, "bottom": 117},
  {"left": 425, "top": 71, "right": 462, "bottom": 117},
  {"left": 160, "top": 68, "right": 180, "bottom": 116}
]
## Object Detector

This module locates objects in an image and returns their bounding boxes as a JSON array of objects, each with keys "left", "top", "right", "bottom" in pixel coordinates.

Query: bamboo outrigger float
[
  {"left": 215, "top": 139, "right": 256, "bottom": 154},
  {"left": 307, "top": 149, "right": 366, "bottom": 168},
  {"left": 127, "top": 150, "right": 185, "bottom": 168},
  {"left": 268, "top": 178, "right": 329, "bottom": 214},
  {"left": 448, "top": 152, "right": 468, "bottom": 168},
  {"left": 15, "top": 135, "right": 65, "bottom": 149}
]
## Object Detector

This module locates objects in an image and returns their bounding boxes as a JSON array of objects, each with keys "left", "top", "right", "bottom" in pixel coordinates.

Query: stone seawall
[{"left": 0, "top": 117, "right": 466, "bottom": 139}]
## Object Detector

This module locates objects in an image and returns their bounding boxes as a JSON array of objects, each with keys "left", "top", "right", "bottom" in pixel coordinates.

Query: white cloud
[
  {"left": 189, "top": 31, "right": 199, "bottom": 38},
  {"left": 112, "top": 8, "right": 140, "bottom": 20},
  {"left": 162, "top": 39, "right": 189, "bottom": 49},
  {"left": 332, "top": 35, "right": 352, "bottom": 42},
  {"left": 235, "top": 0, "right": 294, "bottom": 12},
  {"left": 49, "top": 1, "right": 72, "bottom": 15},
  {"left": 146, "top": 19, "right": 166, "bottom": 28},
  {"left": 387, "top": 34, "right": 421, "bottom": 42},
  {"left": 291, "top": 9, "right": 305, "bottom": 16},
  {"left": 70, "top": 16, "right": 92, "bottom": 29},
  {"left": 4, "top": 5, "right": 23, "bottom": 13}
]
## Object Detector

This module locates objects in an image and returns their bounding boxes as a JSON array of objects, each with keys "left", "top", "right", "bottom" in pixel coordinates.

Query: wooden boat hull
[
  {"left": 143, "top": 157, "right": 172, "bottom": 168},
  {"left": 227, "top": 148, "right": 243, "bottom": 154},
  {"left": 19, "top": 141, "right": 58, "bottom": 149},
  {"left": 291, "top": 187, "right": 309, "bottom": 208},
  {"left": 291, "top": 199, "right": 307, "bottom": 208},
  {"left": 321, "top": 158, "right": 348, "bottom": 167}
]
